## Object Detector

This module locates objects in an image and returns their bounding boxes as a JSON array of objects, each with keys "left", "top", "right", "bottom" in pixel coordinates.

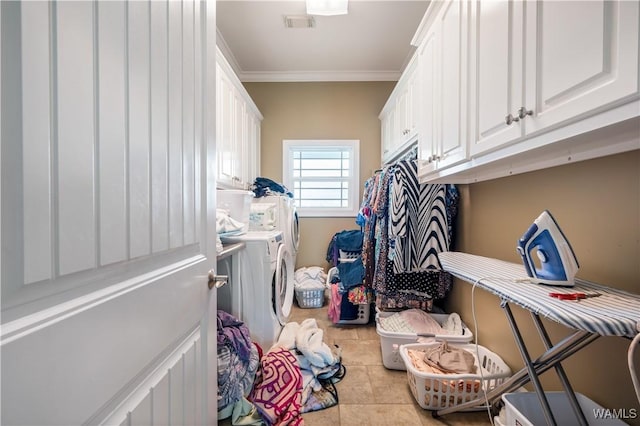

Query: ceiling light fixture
[{"left": 306, "top": 0, "right": 348, "bottom": 16}]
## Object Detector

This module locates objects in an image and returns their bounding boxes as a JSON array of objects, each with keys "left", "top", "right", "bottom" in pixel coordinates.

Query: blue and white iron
[{"left": 516, "top": 210, "right": 579, "bottom": 287}]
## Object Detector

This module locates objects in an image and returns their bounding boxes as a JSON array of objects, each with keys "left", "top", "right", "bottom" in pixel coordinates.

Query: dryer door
[
  {"left": 290, "top": 206, "right": 300, "bottom": 253},
  {"left": 273, "top": 243, "right": 294, "bottom": 325}
]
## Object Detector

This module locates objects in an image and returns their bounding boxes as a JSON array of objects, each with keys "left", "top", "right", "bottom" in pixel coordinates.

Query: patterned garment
[
  {"left": 390, "top": 160, "right": 450, "bottom": 274},
  {"left": 250, "top": 347, "right": 303, "bottom": 426},
  {"left": 217, "top": 343, "right": 260, "bottom": 411},
  {"left": 372, "top": 168, "right": 393, "bottom": 294}
]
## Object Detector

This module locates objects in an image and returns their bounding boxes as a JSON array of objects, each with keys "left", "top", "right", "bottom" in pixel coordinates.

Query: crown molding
[{"left": 237, "top": 70, "right": 400, "bottom": 82}]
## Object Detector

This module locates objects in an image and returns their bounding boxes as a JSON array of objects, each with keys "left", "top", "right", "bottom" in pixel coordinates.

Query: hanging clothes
[
  {"left": 358, "top": 157, "right": 459, "bottom": 311},
  {"left": 389, "top": 160, "right": 450, "bottom": 273}
]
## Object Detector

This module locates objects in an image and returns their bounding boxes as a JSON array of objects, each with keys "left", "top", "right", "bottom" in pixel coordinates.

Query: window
[{"left": 283, "top": 140, "right": 360, "bottom": 217}]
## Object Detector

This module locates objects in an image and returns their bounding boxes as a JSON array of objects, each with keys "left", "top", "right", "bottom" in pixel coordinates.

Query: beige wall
[
  {"left": 244, "top": 81, "right": 395, "bottom": 269},
  {"left": 445, "top": 149, "right": 640, "bottom": 421}
]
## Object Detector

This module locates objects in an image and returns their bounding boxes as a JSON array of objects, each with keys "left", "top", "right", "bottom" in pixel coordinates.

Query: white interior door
[{"left": 1, "top": 1, "right": 218, "bottom": 424}]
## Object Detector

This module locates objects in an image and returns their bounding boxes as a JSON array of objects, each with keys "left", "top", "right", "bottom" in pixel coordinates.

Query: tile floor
[{"left": 288, "top": 295, "right": 494, "bottom": 426}]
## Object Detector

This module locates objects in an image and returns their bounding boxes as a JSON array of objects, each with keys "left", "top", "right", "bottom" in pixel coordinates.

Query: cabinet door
[
  {"left": 395, "top": 85, "right": 409, "bottom": 145},
  {"left": 245, "top": 112, "right": 261, "bottom": 185},
  {"left": 524, "top": 0, "right": 639, "bottom": 134},
  {"left": 469, "top": 0, "right": 524, "bottom": 156},
  {"left": 436, "top": 0, "right": 468, "bottom": 168},
  {"left": 233, "top": 88, "right": 246, "bottom": 188},
  {"left": 381, "top": 107, "right": 396, "bottom": 161},
  {"left": 405, "top": 60, "right": 420, "bottom": 142},
  {"left": 418, "top": 23, "right": 438, "bottom": 175},
  {"left": 217, "top": 66, "right": 236, "bottom": 186}
]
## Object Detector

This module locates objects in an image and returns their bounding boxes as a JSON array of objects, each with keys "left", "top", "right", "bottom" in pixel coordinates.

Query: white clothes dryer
[
  {"left": 251, "top": 195, "right": 299, "bottom": 263},
  {"left": 219, "top": 231, "right": 294, "bottom": 351}
]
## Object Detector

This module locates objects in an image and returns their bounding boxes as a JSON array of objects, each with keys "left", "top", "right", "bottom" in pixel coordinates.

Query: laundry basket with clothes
[
  {"left": 294, "top": 267, "right": 327, "bottom": 308},
  {"left": 325, "top": 230, "right": 372, "bottom": 325}
]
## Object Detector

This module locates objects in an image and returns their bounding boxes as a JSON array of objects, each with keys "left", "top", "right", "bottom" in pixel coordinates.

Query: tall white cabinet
[{"left": 216, "top": 48, "right": 262, "bottom": 189}]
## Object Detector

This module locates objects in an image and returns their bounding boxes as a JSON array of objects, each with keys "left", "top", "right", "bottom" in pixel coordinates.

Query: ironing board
[{"left": 437, "top": 252, "right": 640, "bottom": 425}]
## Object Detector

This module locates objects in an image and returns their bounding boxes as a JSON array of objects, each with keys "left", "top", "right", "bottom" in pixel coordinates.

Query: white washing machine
[
  {"left": 250, "top": 195, "right": 299, "bottom": 264},
  {"left": 219, "top": 230, "right": 294, "bottom": 351}
]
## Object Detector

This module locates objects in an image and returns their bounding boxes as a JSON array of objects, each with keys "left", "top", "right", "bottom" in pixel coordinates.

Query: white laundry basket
[
  {"left": 376, "top": 311, "right": 473, "bottom": 370},
  {"left": 400, "top": 342, "right": 511, "bottom": 410}
]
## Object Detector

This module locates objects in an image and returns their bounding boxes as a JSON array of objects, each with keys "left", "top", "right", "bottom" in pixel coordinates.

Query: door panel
[
  {"left": 98, "top": 1, "right": 128, "bottom": 267},
  {"left": 525, "top": 0, "right": 639, "bottom": 133},
  {"left": 471, "top": 0, "right": 523, "bottom": 155},
  {"left": 1, "top": 1, "right": 217, "bottom": 424}
]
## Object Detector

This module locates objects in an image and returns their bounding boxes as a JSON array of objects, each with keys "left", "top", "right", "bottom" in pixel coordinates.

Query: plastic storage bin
[
  {"left": 295, "top": 287, "right": 325, "bottom": 309},
  {"left": 400, "top": 342, "right": 511, "bottom": 410},
  {"left": 327, "top": 267, "right": 370, "bottom": 325},
  {"left": 502, "top": 392, "right": 627, "bottom": 426},
  {"left": 376, "top": 311, "right": 473, "bottom": 370}
]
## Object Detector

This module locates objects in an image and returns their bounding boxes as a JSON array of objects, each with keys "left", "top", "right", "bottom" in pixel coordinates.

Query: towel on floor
[
  {"left": 276, "top": 319, "right": 339, "bottom": 369},
  {"left": 249, "top": 347, "right": 303, "bottom": 426}
]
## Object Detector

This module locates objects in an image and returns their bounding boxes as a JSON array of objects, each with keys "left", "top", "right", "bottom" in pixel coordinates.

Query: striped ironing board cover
[{"left": 439, "top": 252, "right": 640, "bottom": 338}]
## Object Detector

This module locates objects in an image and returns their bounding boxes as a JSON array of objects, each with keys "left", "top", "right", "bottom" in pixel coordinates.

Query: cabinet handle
[
  {"left": 505, "top": 113, "right": 520, "bottom": 125},
  {"left": 518, "top": 107, "right": 534, "bottom": 119}
]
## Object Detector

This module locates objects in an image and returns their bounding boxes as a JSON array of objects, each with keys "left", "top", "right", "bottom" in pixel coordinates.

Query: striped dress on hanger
[{"left": 389, "top": 160, "right": 450, "bottom": 274}]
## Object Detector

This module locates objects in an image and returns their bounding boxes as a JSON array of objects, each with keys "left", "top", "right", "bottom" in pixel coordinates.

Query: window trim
[{"left": 282, "top": 139, "right": 360, "bottom": 218}]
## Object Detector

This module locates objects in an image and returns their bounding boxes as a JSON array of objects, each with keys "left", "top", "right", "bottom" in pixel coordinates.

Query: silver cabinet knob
[
  {"left": 518, "top": 107, "right": 533, "bottom": 119},
  {"left": 505, "top": 113, "right": 520, "bottom": 125},
  {"left": 208, "top": 269, "right": 228, "bottom": 289}
]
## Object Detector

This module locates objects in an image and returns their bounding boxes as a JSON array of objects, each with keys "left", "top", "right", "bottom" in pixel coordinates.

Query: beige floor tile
[
  {"left": 334, "top": 365, "right": 374, "bottom": 404},
  {"left": 339, "top": 404, "right": 424, "bottom": 425},
  {"left": 302, "top": 404, "right": 341, "bottom": 425},
  {"left": 367, "top": 365, "right": 415, "bottom": 404},
  {"left": 414, "top": 407, "right": 493, "bottom": 425},
  {"left": 335, "top": 339, "right": 383, "bottom": 366},
  {"left": 356, "top": 323, "right": 379, "bottom": 340}
]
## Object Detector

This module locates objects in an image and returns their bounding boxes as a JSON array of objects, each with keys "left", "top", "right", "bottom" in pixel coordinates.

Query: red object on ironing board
[{"left": 549, "top": 292, "right": 601, "bottom": 301}]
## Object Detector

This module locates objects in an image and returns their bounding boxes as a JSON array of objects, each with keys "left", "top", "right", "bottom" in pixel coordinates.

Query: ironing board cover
[{"left": 439, "top": 252, "right": 640, "bottom": 338}]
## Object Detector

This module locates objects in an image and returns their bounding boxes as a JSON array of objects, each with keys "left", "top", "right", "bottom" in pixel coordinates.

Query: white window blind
[{"left": 283, "top": 140, "right": 360, "bottom": 217}]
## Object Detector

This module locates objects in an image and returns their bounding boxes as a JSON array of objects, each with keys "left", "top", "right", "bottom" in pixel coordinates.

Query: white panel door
[
  {"left": 524, "top": 0, "right": 640, "bottom": 134},
  {"left": 1, "top": 1, "right": 219, "bottom": 425}
]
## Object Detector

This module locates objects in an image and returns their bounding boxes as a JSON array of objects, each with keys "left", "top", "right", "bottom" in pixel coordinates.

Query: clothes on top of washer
[
  {"left": 251, "top": 177, "right": 293, "bottom": 199},
  {"left": 216, "top": 209, "right": 246, "bottom": 234}
]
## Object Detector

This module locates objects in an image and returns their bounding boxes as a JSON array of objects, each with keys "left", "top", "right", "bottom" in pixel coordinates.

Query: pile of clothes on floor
[{"left": 218, "top": 311, "right": 344, "bottom": 425}]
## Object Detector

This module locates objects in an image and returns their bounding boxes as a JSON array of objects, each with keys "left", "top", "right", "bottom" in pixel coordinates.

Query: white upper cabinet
[
  {"left": 469, "top": 0, "right": 640, "bottom": 157},
  {"left": 469, "top": 0, "right": 524, "bottom": 155},
  {"left": 379, "top": 56, "right": 419, "bottom": 163},
  {"left": 523, "top": 1, "right": 639, "bottom": 134},
  {"left": 416, "top": 1, "right": 470, "bottom": 176},
  {"left": 412, "top": 0, "right": 639, "bottom": 183},
  {"left": 216, "top": 47, "right": 262, "bottom": 189}
]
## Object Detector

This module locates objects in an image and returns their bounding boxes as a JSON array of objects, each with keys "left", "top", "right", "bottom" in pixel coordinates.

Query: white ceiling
[{"left": 217, "top": 0, "right": 431, "bottom": 82}]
